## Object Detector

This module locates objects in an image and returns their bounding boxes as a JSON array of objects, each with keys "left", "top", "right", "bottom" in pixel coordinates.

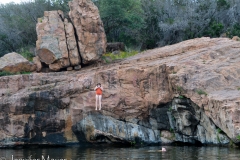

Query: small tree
[{"left": 97, "top": 0, "right": 145, "bottom": 47}]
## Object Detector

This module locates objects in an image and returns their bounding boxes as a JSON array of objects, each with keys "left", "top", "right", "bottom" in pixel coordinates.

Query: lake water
[{"left": 0, "top": 145, "right": 239, "bottom": 160}]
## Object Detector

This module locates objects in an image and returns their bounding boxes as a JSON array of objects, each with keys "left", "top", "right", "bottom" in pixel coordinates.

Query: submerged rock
[{"left": 0, "top": 37, "right": 240, "bottom": 147}]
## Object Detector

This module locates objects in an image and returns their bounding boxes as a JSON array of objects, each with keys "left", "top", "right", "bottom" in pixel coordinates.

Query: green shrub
[
  {"left": 203, "top": 21, "right": 224, "bottom": 37},
  {"left": 227, "top": 23, "right": 240, "bottom": 38},
  {"left": 217, "top": 0, "right": 230, "bottom": 9},
  {"left": 0, "top": 71, "right": 31, "bottom": 77},
  {"left": 238, "top": 87, "right": 240, "bottom": 91},
  {"left": 217, "top": 128, "right": 223, "bottom": 133},
  {"left": 19, "top": 47, "right": 34, "bottom": 61},
  {"left": 237, "top": 135, "right": 240, "bottom": 140},
  {"left": 0, "top": 71, "right": 15, "bottom": 77},
  {"left": 176, "top": 86, "right": 183, "bottom": 92},
  {"left": 196, "top": 89, "right": 208, "bottom": 96},
  {"left": 19, "top": 71, "right": 32, "bottom": 75},
  {"left": 178, "top": 95, "right": 185, "bottom": 99},
  {"left": 166, "top": 18, "right": 174, "bottom": 24},
  {"left": 102, "top": 50, "right": 138, "bottom": 61}
]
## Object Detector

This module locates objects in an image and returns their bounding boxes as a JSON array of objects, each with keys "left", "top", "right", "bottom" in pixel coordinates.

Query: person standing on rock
[{"left": 94, "top": 83, "right": 103, "bottom": 110}]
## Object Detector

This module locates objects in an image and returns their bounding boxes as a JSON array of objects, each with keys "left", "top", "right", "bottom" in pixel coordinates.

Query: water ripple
[{"left": 0, "top": 146, "right": 239, "bottom": 160}]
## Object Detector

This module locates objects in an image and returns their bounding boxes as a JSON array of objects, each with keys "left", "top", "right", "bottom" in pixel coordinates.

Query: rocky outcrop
[
  {"left": 232, "top": 36, "right": 240, "bottom": 41},
  {"left": 36, "top": 11, "right": 78, "bottom": 71},
  {"left": 69, "top": 0, "right": 107, "bottom": 64},
  {"left": 35, "top": 0, "right": 106, "bottom": 71},
  {"left": 0, "top": 52, "right": 36, "bottom": 73},
  {"left": 0, "top": 37, "right": 240, "bottom": 147}
]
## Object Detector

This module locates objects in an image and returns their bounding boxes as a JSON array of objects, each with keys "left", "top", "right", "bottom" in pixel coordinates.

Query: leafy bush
[
  {"left": 227, "top": 23, "right": 240, "bottom": 38},
  {"left": 97, "top": 0, "right": 144, "bottom": 47},
  {"left": 203, "top": 21, "right": 224, "bottom": 37},
  {"left": 0, "top": 71, "right": 31, "bottom": 77},
  {"left": 196, "top": 89, "right": 208, "bottom": 96},
  {"left": 217, "top": 0, "right": 230, "bottom": 10},
  {"left": 0, "top": 71, "right": 15, "bottom": 77},
  {"left": 178, "top": 95, "right": 185, "bottom": 99},
  {"left": 237, "top": 135, "right": 240, "bottom": 140},
  {"left": 217, "top": 128, "right": 223, "bottom": 133},
  {"left": 18, "top": 47, "right": 34, "bottom": 61},
  {"left": 176, "top": 86, "right": 183, "bottom": 92},
  {"left": 102, "top": 50, "right": 138, "bottom": 61}
]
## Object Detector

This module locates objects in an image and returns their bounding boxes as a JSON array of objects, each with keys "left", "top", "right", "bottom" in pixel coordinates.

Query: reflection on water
[{"left": 0, "top": 146, "right": 239, "bottom": 160}]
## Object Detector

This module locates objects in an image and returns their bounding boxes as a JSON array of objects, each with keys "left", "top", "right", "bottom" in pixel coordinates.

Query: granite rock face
[
  {"left": 36, "top": 11, "right": 70, "bottom": 71},
  {"left": 35, "top": 0, "right": 106, "bottom": 71},
  {"left": 0, "top": 37, "right": 240, "bottom": 147},
  {"left": 69, "top": 0, "right": 107, "bottom": 64},
  {"left": 0, "top": 52, "right": 36, "bottom": 73}
]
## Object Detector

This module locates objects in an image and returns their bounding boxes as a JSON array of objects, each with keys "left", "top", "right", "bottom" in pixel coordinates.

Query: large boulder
[
  {"left": 35, "top": 0, "right": 107, "bottom": 71},
  {"left": 36, "top": 10, "right": 80, "bottom": 71},
  {"left": 69, "top": 0, "right": 107, "bottom": 64},
  {"left": 0, "top": 52, "right": 36, "bottom": 73}
]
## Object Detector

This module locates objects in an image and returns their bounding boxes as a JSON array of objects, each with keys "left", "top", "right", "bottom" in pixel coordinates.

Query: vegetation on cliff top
[
  {"left": 102, "top": 50, "right": 138, "bottom": 62},
  {"left": 0, "top": 71, "right": 31, "bottom": 77},
  {"left": 1, "top": 0, "right": 240, "bottom": 57}
]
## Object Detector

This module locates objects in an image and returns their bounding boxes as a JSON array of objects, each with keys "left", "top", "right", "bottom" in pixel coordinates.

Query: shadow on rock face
[
  {"left": 72, "top": 111, "right": 161, "bottom": 145},
  {"left": 71, "top": 98, "right": 231, "bottom": 146},
  {"left": 21, "top": 92, "right": 68, "bottom": 145}
]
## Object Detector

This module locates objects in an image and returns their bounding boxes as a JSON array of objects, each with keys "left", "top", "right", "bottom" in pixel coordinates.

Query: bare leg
[
  {"left": 99, "top": 95, "right": 102, "bottom": 110},
  {"left": 95, "top": 95, "right": 98, "bottom": 110}
]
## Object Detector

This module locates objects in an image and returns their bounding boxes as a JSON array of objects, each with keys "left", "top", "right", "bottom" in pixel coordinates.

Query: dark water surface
[{"left": 0, "top": 146, "right": 239, "bottom": 160}]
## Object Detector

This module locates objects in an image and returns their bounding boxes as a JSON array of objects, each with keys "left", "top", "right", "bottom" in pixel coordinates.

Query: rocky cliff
[{"left": 0, "top": 37, "right": 240, "bottom": 147}]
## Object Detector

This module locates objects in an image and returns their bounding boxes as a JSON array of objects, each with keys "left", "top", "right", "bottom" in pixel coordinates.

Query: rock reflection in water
[{"left": 0, "top": 146, "right": 239, "bottom": 160}]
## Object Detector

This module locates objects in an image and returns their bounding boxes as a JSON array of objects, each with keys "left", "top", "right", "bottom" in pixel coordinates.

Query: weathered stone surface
[
  {"left": 0, "top": 37, "right": 240, "bottom": 147},
  {"left": 74, "top": 65, "right": 81, "bottom": 70},
  {"left": 73, "top": 113, "right": 160, "bottom": 144},
  {"left": 64, "top": 18, "right": 81, "bottom": 66},
  {"left": 69, "top": 0, "right": 107, "bottom": 64},
  {"left": 35, "top": 0, "right": 106, "bottom": 70},
  {"left": 33, "top": 56, "right": 42, "bottom": 72},
  {"left": 67, "top": 67, "right": 73, "bottom": 71},
  {"left": 232, "top": 36, "right": 240, "bottom": 41},
  {"left": 0, "top": 52, "right": 36, "bottom": 73},
  {"left": 36, "top": 10, "right": 70, "bottom": 71},
  {"left": 169, "top": 98, "right": 229, "bottom": 144}
]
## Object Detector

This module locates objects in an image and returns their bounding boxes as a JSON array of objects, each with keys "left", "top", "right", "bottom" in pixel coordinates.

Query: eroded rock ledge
[
  {"left": 0, "top": 37, "right": 240, "bottom": 147},
  {"left": 35, "top": 0, "right": 107, "bottom": 71}
]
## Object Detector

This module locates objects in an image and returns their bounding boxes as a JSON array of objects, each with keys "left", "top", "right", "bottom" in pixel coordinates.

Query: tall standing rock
[
  {"left": 36, "top": 10, "right": 80, "bottom": 71},
  {"left": 64, "top": 19, "right": 81, "bottom": 66},
  {"left": 69, "top": 0, "right": 107, "bottom": 64},
  {"left": 35, "top": 0, "right": 107, "bottom": 71}
]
